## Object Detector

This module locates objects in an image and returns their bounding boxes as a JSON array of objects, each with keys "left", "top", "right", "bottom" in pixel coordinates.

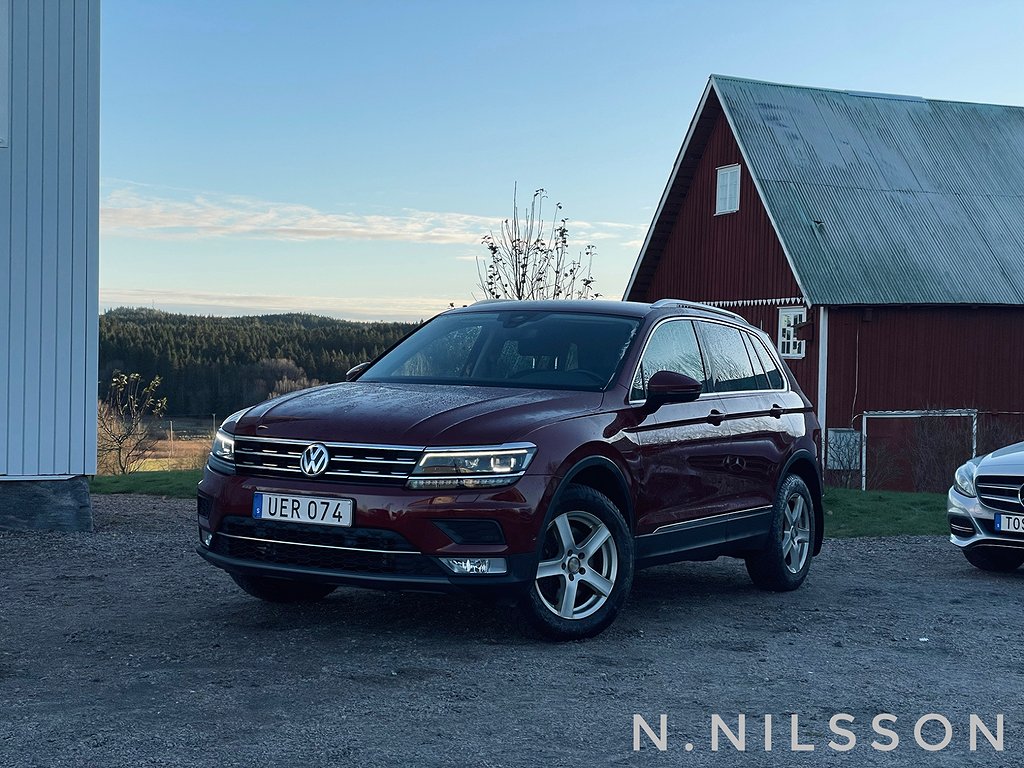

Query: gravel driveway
[{"left": 2, "top": 495, "right": 1022, "bottom": 768}]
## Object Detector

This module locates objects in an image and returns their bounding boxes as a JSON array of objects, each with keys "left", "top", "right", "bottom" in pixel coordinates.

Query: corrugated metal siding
[
  {"left": 714, "top": 76, "right": 1024, "bottom": 305},
  {"left": 645, "top": 109, "right": 804, "bottom": 302},
  {"left": 1, "top": 0, "right": 99, "bottom": 478},
  {"left": 824, "top": 307, "right": 1024, "bottom": 429}
]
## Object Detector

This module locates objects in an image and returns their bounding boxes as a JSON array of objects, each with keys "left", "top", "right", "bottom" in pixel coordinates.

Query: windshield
[{"left": 360, "top": 310, "right": 641, "bottom": 392}]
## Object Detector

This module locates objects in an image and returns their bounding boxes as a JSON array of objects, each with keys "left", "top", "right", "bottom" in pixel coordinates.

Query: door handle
[
  {"left": 769, "top": 404, "right": 783, "bottom": 419},
  {"left": 707, "top": 409, "right": 724, "bottom": 426}
]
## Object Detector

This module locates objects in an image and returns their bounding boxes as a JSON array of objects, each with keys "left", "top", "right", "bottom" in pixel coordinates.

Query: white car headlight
[
  {"left": 953, "top": 461, "right": 978, "bottom": 497},
  {"left": 407, "top": 444, "right": 536, "bottom": 490},
  {"left": 211, "top": 429, "right": 235, "bottom": 462}
]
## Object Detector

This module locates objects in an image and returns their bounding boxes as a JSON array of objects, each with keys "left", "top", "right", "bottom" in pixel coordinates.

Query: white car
[{"left": 949, "top": 441, "right": 1024, "bottom": 572}]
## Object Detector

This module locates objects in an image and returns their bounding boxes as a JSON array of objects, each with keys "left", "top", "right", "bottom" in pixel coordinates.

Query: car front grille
[
  {"left": 212, "top": 517, "right": 443, "bottom": 577},
  {"left": 233, "top": 436, "right": 423, "bottom": 485},
  {"left": 976, "top": 475, "right": 1024, "bottom": 514}
]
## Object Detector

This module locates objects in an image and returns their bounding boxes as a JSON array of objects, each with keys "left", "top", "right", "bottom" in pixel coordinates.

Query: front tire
[
  {"left": 963, "top": 547, "right": 1024, "bottom": 573},
  {"left": 522, "top": 485, "right": 634, "bottom": 641},
  {"left": 745, "top": 474, "right": 815, "bottom": 591},
  {"left": 231, "top": 573, "right": 337, "bottom": 603}
]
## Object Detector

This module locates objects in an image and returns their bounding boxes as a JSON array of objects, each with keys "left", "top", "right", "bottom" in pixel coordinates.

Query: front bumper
[
  {"left": 197, "top": 465, "right": 556, "bottom": 595},
  {"left": 947, "top": 487, "right": 1024, "bottom": 551}
]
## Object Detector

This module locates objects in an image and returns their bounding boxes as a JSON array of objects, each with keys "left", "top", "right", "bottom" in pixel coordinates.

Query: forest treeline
[{"left": 99, "top": 308, "right": 419, "bottom": 417}]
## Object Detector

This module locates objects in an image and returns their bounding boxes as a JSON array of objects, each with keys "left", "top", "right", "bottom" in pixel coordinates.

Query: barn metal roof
[{"left": 629, "top": 75, "right": 1024, "bottom": 306}]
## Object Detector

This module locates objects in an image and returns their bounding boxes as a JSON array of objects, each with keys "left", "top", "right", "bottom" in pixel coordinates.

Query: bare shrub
[
  {"left": 866, "top": 439, "right": 903, "bottom": 491},
  {"left": 824, "top": 429, "right": 861, "bottom": 489},
  {"left": 911, "top": 415, "right": 973, "bottom": 492},
  {"left": 978, "top": 413, "right": 1024, "bottom": 455},
  {"left": 96, "top": 372, "right": 168, "bottom": 475},
  {"left": 270, "top": 375, "right": 322, "bottom": 399}
]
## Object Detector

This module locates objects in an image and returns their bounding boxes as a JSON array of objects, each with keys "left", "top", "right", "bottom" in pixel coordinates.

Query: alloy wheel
[
  {"left": 782, "top": 493, "right": 811, "bottom": 574},
  {"left": 535, "top": 510, "right": 618, "bottom": 620}
]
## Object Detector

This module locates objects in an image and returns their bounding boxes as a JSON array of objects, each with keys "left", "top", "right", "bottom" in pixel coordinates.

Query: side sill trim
[{"left": 641, "top": 506, "right": 773, "bottom": 537}]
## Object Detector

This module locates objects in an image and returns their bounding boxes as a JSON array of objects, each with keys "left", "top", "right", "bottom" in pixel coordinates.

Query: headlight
[
  {"left": 211, "top": 429, "right": 235, "bottom": 462},
  {"left": 953, "top": 461, "right": 978, "bottom": 497},
  {"left": 407, "top": 443, "right": 536, "bottom": 490}
]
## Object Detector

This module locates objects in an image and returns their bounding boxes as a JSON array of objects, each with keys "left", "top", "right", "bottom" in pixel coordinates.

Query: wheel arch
[
  {"left": 780, "top": 450, "right": 824, "bottom": 555},
  {"left": 549, "top": 455, "right": 635, "bottom": 533}
]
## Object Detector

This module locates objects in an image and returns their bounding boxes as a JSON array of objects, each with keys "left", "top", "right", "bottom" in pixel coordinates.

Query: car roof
[{"left": 446, "top": 298, "right": 747, "bottom": 324}]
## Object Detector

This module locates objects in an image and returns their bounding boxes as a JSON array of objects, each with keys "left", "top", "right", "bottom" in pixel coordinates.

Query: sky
[{"left": 100, "top": 0, "right": 1024, "bottom": 321}]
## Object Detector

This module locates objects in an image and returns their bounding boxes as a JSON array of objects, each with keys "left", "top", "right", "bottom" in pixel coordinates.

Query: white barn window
[
  {"left": 778, "top": 307, "right": 806, "bottom": 359},
  {"left": 715, "top": 164, "right": 740, "bottom": 214}
]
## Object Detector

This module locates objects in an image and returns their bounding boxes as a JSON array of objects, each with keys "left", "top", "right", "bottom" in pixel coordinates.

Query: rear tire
[
  {"left": 231, "top": 573, "right": 336, "bottom": 603},
  {"left": 963, "top": 547, "right": 1024, "bottom": 573},
  {"left": 745, "top": 474, "right": 815, "bottom": 591},
  {"left": 521, "top": 485, "right": 634, "bottom": 641}
]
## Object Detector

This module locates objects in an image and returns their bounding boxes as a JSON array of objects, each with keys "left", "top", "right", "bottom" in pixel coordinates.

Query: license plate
[
  {"left": 253, "top": 492, "right": 353, "bottom": 527},
  {"left": 994, "top": 513, "right": 1024, "bottom": 534}
]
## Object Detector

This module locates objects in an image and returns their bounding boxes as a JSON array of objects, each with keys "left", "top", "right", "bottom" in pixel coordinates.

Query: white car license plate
[
  {"left": 995, "top": 513, "right": 1024, "bottom": 533},
  {"left": 253, "top": 492, "right": 353, "bottom": 527}
]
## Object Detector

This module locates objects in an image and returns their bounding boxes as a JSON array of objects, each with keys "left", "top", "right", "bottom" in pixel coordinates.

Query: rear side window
[
  {"left": 695, "top": 322, "right": 760, "bottom": 393},
  {"left": 631, "top": 320, "right": 705, "bottom": 401},
  {"left": 741, "top": 333, "right": 770, "bottom": 390},
  {"left": 749, "top": 335, "right": 786, "bottom": 390}
]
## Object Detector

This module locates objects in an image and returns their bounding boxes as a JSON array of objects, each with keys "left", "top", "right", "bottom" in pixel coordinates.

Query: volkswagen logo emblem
[{"left": 299, "top": 443, "right": 330, "bottom": 477}]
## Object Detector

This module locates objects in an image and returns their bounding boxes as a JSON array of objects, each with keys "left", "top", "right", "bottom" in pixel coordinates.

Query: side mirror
[
  {"left": 345, "top": 362, "right": 372, "bottom": 381},
  {"left": 644, "top": 370, "right": 702, "bottom": 409}
]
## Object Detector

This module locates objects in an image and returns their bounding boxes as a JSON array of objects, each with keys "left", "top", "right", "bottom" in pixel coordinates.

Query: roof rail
[
  {"left": 470, "top": 298, "right": 511, "bottom": 306},
  {"left": 650, "top": 298, "right": 743, "bottom": 320}
]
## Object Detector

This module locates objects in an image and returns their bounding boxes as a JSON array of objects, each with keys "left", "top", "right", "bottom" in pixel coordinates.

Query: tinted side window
[
  {"left": 750, "top": 335, "right": 786, "bottom": 389},
  {"left": 696, "top": 322, "right": 759, "bottom": 393},
  {"left": 741, "top": 332, "right": 770, "bottom": 390},
  {"left": 631, "top": 320, "right": 705, "bottom": 400}
]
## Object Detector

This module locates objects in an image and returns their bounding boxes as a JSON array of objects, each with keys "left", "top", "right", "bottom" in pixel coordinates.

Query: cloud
[
  {"left": 100, "top": 287, "right": 454, "bottom": 322},
  {"left": 100, "top": 179, "right": 646, "bottom": 248}
]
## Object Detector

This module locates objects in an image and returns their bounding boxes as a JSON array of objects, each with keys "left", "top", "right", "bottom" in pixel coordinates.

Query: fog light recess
[
  {"left": 441, "top": 557, "right": 507, "bottom": 575},
  {"left": 201, "top": 531, "right": 214, "bottom": 548}
]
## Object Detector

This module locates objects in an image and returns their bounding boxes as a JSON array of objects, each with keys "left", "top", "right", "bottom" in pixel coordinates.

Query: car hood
[
  {"left": 978, "top": 440, "right": 1024, "bottom": 474},
  {"left": 232, "top": 381, "right": 604, "bottom": 446}
]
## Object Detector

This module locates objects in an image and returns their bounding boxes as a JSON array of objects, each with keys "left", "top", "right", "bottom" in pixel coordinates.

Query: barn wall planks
[
  {"left": 2, "top": 0, "right": 99, "bottom": 479},
  {"left": 825, "top": 306, "right": 1024, "bottom": 428},
  {"left": 644, "top": 107, "right": 804, "bottom": 304}
]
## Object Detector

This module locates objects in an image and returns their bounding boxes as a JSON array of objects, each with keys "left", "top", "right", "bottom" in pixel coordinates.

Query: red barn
[{"left": 625, "top": 75, "right": 1024, "bottom": 490}]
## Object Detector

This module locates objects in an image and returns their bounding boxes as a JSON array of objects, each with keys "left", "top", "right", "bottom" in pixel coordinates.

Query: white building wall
[{"left": 1, "top": 0, "right": 99, "bottom": 479}]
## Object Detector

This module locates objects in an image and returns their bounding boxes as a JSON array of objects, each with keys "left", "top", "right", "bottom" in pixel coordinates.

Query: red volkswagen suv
[{"left": 197, "top": 300, "right": 823, "bottom": 639}]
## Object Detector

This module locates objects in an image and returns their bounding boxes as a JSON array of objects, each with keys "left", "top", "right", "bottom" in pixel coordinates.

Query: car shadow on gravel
[{"left": 197, "top": 558, "right": 768, "bottom": 647}]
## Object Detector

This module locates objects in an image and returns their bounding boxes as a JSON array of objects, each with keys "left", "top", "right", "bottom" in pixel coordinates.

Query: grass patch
[
  {"left": 89, "top": 469, "right": 202, "bottom": 499},
  {"left": 824, "top": 486, "right": 948, "bottom": 538}
]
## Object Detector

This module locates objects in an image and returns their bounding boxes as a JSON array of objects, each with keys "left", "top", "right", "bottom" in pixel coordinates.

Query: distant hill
[{"left": 99, "top": 308, "right": 419, "bottom": 417}]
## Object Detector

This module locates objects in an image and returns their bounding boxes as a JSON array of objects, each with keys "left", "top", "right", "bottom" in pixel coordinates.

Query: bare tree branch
[{"left": 477, "top": 186, "right": 599, "bottom": 301}]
